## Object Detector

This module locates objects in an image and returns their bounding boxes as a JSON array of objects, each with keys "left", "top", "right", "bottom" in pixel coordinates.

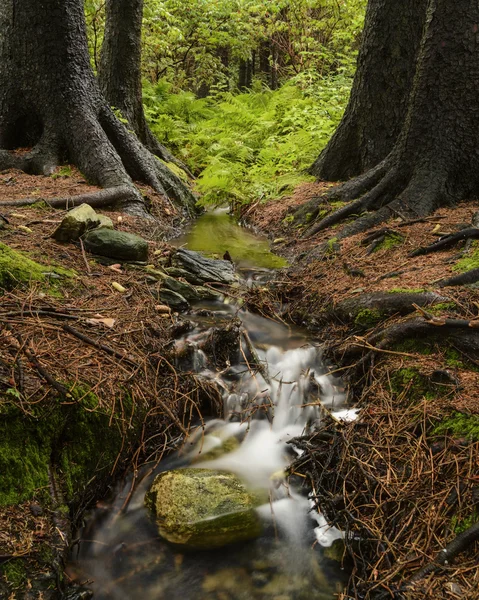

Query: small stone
[
  {"left": 155, "top": 304, "right": 171, "bottom": 313},
  {"left": 111, "top": 282, "right": 127, "bottom": 293},
  {"left": 82, "top": 228, "right": 148, "bottom": 262},
  {"left": 53, "top": 204, "right": 102, "bottom": 242},
  {"left": 29, "top": 502, "right": 43, "bottom": 516},
  {"left": 159, "top": 288, "right": 189, "bottom": 310}
]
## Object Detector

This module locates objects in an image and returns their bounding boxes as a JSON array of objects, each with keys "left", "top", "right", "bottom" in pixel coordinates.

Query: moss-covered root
[
  {"left": 0, "top": 242, "right": 74, "bottom": 289},
  {"left": 332, "top": 291, "right": 447, "bottom": 329}
]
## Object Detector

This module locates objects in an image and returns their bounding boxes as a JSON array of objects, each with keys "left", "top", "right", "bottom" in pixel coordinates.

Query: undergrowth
[{"left": 143, "top": 71, "right": 352, "bottom": 207}]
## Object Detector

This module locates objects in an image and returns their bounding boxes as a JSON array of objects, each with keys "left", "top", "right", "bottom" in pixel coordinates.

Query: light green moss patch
[
  {"left": 374, "top": 232, "right": 404, "bottom": 252},
  {"left": 388, "top": 287, "right": 426, "bottom": 294},
  {"left": 432, "top": 412, "right": 479, "bottom": 442},
  {"left": 390, "top": 367, "right": 435, "bottom": 401},
  {"left": 453, "top": 242, "right": 479, "bottom": 272},
  {"left": 0, "top": 242, "right": 75, "bottom": 291},
  {"left": 354, "top": 308, "right": 382, "bottom": 328}
]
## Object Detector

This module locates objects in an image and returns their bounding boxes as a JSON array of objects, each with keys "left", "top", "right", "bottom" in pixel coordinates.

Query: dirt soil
[{"left": 245, "top": 182, "right": 479, "bottom": 599}]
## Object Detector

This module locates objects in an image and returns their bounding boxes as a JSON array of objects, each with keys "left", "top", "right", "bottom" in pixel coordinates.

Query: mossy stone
[
  {"left": 52, "top": 204, "right": 112, "bottom": 242},
  {"left": 145, "top": 468, "right": 262, "bottom": 549},
  {"left": 82, "top": 228, "right": 148, "bottom": 262}
]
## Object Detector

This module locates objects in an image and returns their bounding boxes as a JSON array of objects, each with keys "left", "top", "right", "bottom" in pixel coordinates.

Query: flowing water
[{"left": 68, "top": 212, "right": 356, "bottom": 599}]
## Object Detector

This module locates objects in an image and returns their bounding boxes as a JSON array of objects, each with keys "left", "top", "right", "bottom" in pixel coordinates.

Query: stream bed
[{"left": 67, "top": 212, "right": 353, "bottom": 599}]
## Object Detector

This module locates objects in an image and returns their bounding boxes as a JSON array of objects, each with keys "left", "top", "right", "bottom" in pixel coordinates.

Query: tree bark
[
  {"left": 0, "top": 0, "right": 196, "bottom": 216},
  {"left": 301, "top": 0, "right": 479, "bottom": 241},
  {"left": 98, "top": 0, "right": 190, "bottom": 174},
  {"left": 310, "top": 0, "right": 428, "bottom": 181}
]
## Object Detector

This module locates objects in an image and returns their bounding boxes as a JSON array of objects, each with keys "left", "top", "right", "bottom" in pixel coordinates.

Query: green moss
[
  {"left": 453, "top": 242, "right": 479, "bottom": 272},
  {"left": 354, "top": 308, "right": 382, "bottom": 328},
  {"left": 0, "top": 399, "right": 62, "bottom": 505},
  {"left": 428, "top": 301, "right": 457, "bottom": 314},
  {"left": 0, "top": 385, "right": 138, "bottom": 507},
  {"left": 390, "top": 367, "right": 434, "bottom": 401},
  {"left": 1, "top": 559, "right": 27, "bottom": 588},
  {"left": 161, "top": 160, "right": 190, "bottom": 183},
  {"left": 393, "top": 339, "right": 433, "bottom": 355},
  {"left": 432, "top": 412, "right": 479, "bottom": 441},
  {"left": 388, "top": 287, "right": 426, "bottom": 294},
  {"left": 50, "top": 166, "right": 72, "bottom": 179},
  {"left": 374, "top": 232, "right": 404, "bottom": 252},
  {"left": 0, "top": 242, "right": 75, "bottom": 291},
  {"left": 451, "top": 511, "right": 478, "bottom": 534}
]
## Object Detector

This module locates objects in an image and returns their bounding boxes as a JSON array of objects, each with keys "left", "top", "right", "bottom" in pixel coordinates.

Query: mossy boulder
[
  {"left": 145, "top": 468, "right": 262, "bottom": 549},
  {"left": 82, "top": 228, "right": 148, "bottom": 262},
  {"left": 52, "top": 204, "right": 113, "bottom": 242},
  {"left": 0, "top": 242, "right": 74, "bottom": 290}
]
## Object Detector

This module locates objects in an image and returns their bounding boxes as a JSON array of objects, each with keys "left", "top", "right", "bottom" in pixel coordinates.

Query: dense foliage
[
  {"left": 144, "top": 72, "right": 352, "bottom": 206},
  {"left": 85, "top": 0, "right": 366, "bottom": 206}
]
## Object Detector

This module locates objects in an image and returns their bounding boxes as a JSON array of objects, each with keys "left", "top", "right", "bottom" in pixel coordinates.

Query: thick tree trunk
[
  {"left": 98, "top": 0, "right": 189, "bottom": 173},
  {"left": 300, "top": 0, "right": 479, "bottom": 242},
  {"left": 0, "top": 0, "right": 196, "bottom": 216},
  {"left": 310, "top": 0, "right": 428, "bottom": 181}
]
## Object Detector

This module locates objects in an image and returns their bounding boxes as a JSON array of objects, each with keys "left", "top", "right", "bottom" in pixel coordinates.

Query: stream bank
[{"left": 241, "top": 182, "right": 479, "bottom": 599}]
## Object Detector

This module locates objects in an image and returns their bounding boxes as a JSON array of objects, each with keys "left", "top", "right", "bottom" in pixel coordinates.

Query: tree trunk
[
  {"left": 98, "top": 0, "right": 190, "bottom": 174},
  {"left": 0, "top": 0, "right": 196, "bottom": 216},
  {"left": 301, "top": 0, "right": 479, "bottom": 242},
  {"left": 310, "top": 0, "right": 428, "bottom": 181}
]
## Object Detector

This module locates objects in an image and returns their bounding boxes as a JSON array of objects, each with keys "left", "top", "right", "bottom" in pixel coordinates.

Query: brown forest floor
[
  {"left": 246, "top": 182, "right": 479, "bottom": 599},
  {"left": 1, "top": 170, "right": 479, "bottom": 599},
  {"left": 0, "top": 169, "right": 220, "bottom": 598}
]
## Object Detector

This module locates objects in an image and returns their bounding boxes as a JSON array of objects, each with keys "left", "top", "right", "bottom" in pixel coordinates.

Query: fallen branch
[{"left": 62, "top": 324, "right": 139, "bottom": 367}]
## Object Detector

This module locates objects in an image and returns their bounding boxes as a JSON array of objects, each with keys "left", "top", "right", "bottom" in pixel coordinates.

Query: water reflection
[{"left": 172, "top": 209, "right": 288, "bottom": 269}]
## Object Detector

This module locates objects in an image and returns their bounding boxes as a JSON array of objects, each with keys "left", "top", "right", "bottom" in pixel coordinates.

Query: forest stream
[{"left": 67, "top": 211, "right": 356, "bottom": 600}]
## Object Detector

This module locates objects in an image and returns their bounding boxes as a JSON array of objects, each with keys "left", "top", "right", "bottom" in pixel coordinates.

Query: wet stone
[
  {"left": 82, "top": 228, "right": 148, "bottom": 262},
  {"left": 172, "top": 249, "right": 236, "bottom": 285},
  {"left": 145, "top": 468, "right": 262, "bottom": 549},
  {"left": 159, "top": 288, "right": 189, "bottom": 310}
]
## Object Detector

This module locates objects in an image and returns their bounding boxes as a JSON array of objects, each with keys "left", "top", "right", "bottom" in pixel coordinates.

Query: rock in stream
[{"left": 145, "top": 468, "right": 262, "bottom": 549}]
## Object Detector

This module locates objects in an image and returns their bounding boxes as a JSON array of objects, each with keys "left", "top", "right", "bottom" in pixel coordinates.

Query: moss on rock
[{"left": 145, "top": 468, "right": 262, "bottom": 549}]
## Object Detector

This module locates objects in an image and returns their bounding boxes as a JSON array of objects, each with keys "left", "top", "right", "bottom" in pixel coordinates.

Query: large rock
[
  {"left": 145, "top": 468, "right": 262, "bottom": 549},
  {"left": 171, "top": 249, "right": 236, "bottom": 285},
  {"left": 52, "top": 204, "right": 113, "bottom": 242},
  {"left": 82, "top": 228, "right": 148, "bottom": 262}
]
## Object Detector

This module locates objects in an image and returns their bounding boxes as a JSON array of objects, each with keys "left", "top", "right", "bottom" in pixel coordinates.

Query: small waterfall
[{"left": 176, "top": 304, "right": 352, "bottom": 547}]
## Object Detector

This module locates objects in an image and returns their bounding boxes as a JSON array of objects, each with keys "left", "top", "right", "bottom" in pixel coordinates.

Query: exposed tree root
[
  {"left": 336, "top": 318, "right": 479, "bottom": 370},
  {"left": 408, "top": 521, "right": 479, "bottom": 584},
  {"left": 409, "top": 227, "right": 479, "bottom": 258},
  {"left": 0, "top": 185, "right": 137, "bottom": 210},
  {"left": 332, "top": 292, "right": 448, "bottom": 327},
  {"left": 437, "top": 268, "right": 479, "bottom": 288}
]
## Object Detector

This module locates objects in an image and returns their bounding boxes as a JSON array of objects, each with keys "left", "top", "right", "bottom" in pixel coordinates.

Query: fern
[{"left": 143, "top": 71, "right": 353, "bottom": 208}]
